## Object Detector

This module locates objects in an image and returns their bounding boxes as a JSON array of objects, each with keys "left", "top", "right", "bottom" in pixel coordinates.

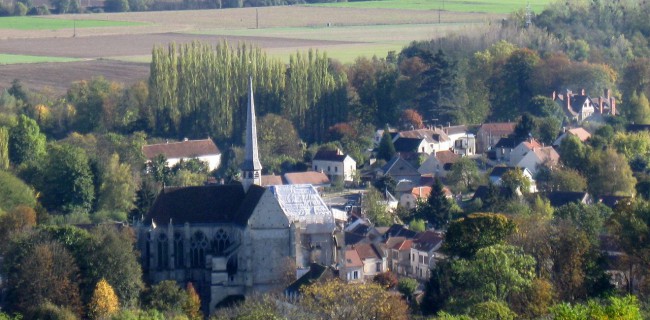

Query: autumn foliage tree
[
  {"left": 183, "top": 282, "right": 202, "bottom": 320},
  {"left": 300, "top": 280, "right": 408, "bottom": 320},
  {"left": 89, "top": 278, "right": 119, "bottom": 319},
  {"left": 400, "top": 109, "right": 424, "bottom": 130}
]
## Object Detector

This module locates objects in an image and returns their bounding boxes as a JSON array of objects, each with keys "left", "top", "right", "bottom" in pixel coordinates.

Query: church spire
[{"left": 241, "top": 76, "right": 262, "bottom": 192}]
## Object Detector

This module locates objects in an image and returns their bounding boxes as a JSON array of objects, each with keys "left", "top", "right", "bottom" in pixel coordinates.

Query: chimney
[
  {"left": 612, "top": 97, "right": 616, "bottom": 116},
  {"left": 581, "top": 88, "right": 585, "bottom": 96},
  {"left": 566, "top": 93, "right": 571, "bottom": 112},
  {"left": 599, "top": 97, "right": 603, "bottom": 114}
]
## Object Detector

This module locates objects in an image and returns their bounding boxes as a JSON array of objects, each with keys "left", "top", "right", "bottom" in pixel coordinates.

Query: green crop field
[
  {"left": 311, "top": 0, "right": 552, "bottom": 14},
  {"left": 0, "top": 54, "right": 79, "bottom": 64},
  {"left": 0, "top": 16, "right": 144, "bottom": 30}
]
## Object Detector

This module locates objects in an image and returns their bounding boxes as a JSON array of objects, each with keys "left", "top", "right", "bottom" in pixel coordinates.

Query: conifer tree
[
  {"left": 377, "top": 126, "right": 396, "bottom": 162},
  {"left": 89, "top": 278, "right": 119, "bottom": 319}
]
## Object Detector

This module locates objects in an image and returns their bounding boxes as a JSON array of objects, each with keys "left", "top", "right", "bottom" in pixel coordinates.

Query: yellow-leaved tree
[
  {"left": 183, "top": 282, "right": 202, "bottom": 320},
  {"left": 89, "top": 278, "right": 119, "bottom": 319}
]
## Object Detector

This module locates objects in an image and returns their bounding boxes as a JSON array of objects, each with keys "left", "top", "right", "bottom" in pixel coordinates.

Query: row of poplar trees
[{"left": 148, "top": 41, "right": 348, "bottom": 144}]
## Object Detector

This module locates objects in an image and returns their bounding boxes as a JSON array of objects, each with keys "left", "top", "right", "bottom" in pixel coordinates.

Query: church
[{"left": 136, "top": 78, "right": 341, "bottom": 312}]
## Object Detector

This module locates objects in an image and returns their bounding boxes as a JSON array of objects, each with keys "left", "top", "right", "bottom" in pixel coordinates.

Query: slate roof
[
  {"left": 382, "top": 156, "right": 420, "bottom": 178},
  {"left": 345, "top": 232, "right": 369, "bottom": 246},
  {"left": 285, "top": 263, "right": 336, "bottom": 295},
  {"left": 399, "top": 129, "right": 451, "bottom": 143},
  {"left": 544, "top": 191, "right": 590, "bottom": 207},
  {"left": 569, "top": 95, "right": 591, "bottom": 112},
  {"left": 598, "top": 195, "right": 631, "bottom": 209},
  {"left": 413, "top": 231, "right": 444, "bottom": 252},
  {"left": 472, "top": 185, "right": 510, "bottom": 201},
  {"left": 494, "top": 137, "right": 518, "bottom": 149},
  {"left": 393, "top": 137, "right": 424, "bottom": 153},
  {"left": 313, "top": 149, "right": 348, "bottom": 162},
  {"left": 142, "top": 139, "right": 220, "bottom": 160},
  {"left": 146, "top": 184, "right": 265, "bottom": 226},
  {"left": 489, "top": 166, "right": 522, "bottom": 179},
  {"left": 284, "top": 172, "right": 330, "bottom": 186},
  {"left": 384, "top": 224, "right": 418, "bottom": 239}
]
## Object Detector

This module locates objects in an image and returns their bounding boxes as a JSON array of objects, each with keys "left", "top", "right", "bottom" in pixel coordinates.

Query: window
[
  {"left": 419, "top": 255, "right": 424, "bottom": 264},
  {"left": 412, "top": 253, "right": 415, "bottom": 262},
  {"left": 376, "top": 262, "right": 381, "bottom": 272},
  {"left": 328, "top": 166, "right": 331, "bottom": 172},
  {"left": 353, "top": 271, "right": 359, "bottom": 279},
  {"left": 212, "top": 229, "right": 230, "bottom": 256},
  {"left": 190, "top": 231, "right": 208, "bottom": 268},
  {"left": 335, "top": 166, "right": 338, "bottom": 173},
  {"left": 157, "top": 233, "right": 169, "bottom": 270},
  {"left": 392, "top": 251, "right": 398, "bottom": 259},
  {"left": 314, "top": 165, "right": 318, "bottom": 171},
  {"left": 173, "top": 232, "right": 184, "bottom": 268}
]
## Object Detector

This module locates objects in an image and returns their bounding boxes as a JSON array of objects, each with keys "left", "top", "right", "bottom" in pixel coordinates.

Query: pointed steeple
[{"left": 241, "top": 76, "right": 262, "bottom": 192}]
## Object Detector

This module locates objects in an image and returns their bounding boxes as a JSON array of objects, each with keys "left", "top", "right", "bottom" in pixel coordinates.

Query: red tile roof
[
  {"left": 478, "top": 122, "right": 516, "bottom": 135},
  {"left": 345, "top": 249, "right": 364, "bottom": 268},
  {"left": 392, "top": 239, "right": 413, "bottom": 251},
  {"left": 261, "top": 175, "right": 283, "bottom": 186},
  {"left": 434, "top": 150, "right": 460, "bottom": 165},
  {"left": 411, "top": 186, "right": 432, "bottom": 199},
  {"left": 568, "top": 128, "right": 591, "bottom": 141},
  {"left": 142, "top": 139, "right": 220, "bottom": 160},
  {"left": 354, "top": 243, "right": 382, "bottom": 260}
]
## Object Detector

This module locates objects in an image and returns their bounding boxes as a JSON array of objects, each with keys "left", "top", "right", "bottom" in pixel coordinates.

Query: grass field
[
  {"left": 0, "top": 16, "right": 144, "bottom": 30},
  {"left": 0, "top": 54, "right": 79, "bottom": 64},
  {"left": 312, "top": 0, "right": 552, "bottom": 14}
]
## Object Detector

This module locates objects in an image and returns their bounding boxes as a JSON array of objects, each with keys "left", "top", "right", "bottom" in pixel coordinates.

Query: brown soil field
[
  {"left": 0, "top": 60, "right": 150, "bottom": 94},
  {"left": 0, "top": 32, "right": 357, "bottom": 58},
  {"left": 0, "top": 6, "right": 500, "bottom": 94}
]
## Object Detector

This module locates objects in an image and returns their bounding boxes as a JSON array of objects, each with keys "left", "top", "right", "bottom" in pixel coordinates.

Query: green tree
[
  {"left": 88, "top": 225, "right": 144, "bottom": 308},
  {"left": 377, "top": 127, "right": 396, "bottom": 162},
  {"left": 418, "top": 177, "right": 453, "bottom": 229},
  {"left": 513, "top": 113, "right": 536, "bottom": 142},
  {"left": 625, "top": 91, "right": 650, "bottom": 124},
  {"left": 586, "top": 148, "right": 636, "bottom": 197},
  {"left": 500, "top": 167, "right": 532, "bottom": 197},
  {"left": 444, "top": 213, "right": 516, "bottom": 259},
  {"left": 104, "top": 0, "right": 129, "bottom": 11},
  {"left": 0, "top": 170, "right": 36, "bottom": 212},
  {"left": 468, "top": 300, "right": 517, "bottom": 320},
  {"left": 536, "top": 166, "right": 587, "bottom": 193},
  {"left": 36, "top": 143, "right": 95, "bottom": 214},
  {"left": 550, "top": 295, "right": 642, "bottom": 320},
  {"left": 145, "top": 280, "right": 188, "bottom": 314},
  {"left": 362, "top": 187, "right": 392, "bottom": 227},
  {"left": 97, "top": 153, "right": 137, "bottom": 215},
  {"left": 447, "top": 157, "right": 480, "bottom": 193},
  {"left": 408, "top": 218, "right": 425, "bottom": 232},
  {"left": 397, "top": 277, "right": 418, "bottom": 300},
  {"left": 0, "top": 127, "right": 9, "bottom": 170},
  {"left": 451, "top": 244, "right": 535, "bottom": 303},
  {"left": 9, "top": 114, "right": 46, "bottom": 165},
  {"left": 257, "top": 113, "right": 303, "bottom": 166},
  {"left": 558, "top": 135, "right": 589, "bottom": 172}
]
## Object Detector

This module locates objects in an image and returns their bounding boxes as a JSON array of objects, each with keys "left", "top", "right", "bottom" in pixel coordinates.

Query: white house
[
  {"left": 312, "top": 149, "right": 357, "bottom": 182},
  {"left": 352, "top": 243, "right": 387, "bottom": 280},
  {"left": 142, "top": 138, "right": 221, "bottom": 171},
  {"left": 410, "top": 231, "right": 444, "bottom": 281},
  {"left": 514, "top": 146, "right": 560, "bottom": 176},
  {"left": 489, "top": 166, "right": 537, "bottom": 193},
  {"left": 342, "top": 249, "right": 364, "bottom": 283},
  {"left": 508, "top": 138, "right": 543, "bottom": 167},
  {"left": 443, "top": 125, "right": 476, "bottom": 156},
  {"left": 399, "top": 186, "right": 431, "bottom": 209},
  {"left": 396, "top": 128, "right": 453, "bottom": 155}
]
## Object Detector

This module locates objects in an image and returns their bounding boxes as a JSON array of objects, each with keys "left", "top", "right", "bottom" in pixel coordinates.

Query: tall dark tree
[
  {"left": 513, "top": 113, "right": 535, "bottom": 142},
  {"left": 9, "top": 115, "right": 46, "bottom": 165},
  {"left": 418, "top": 177, "right": 453, "bottom": 229},
  {"left": 417, "top": 49, "right": 463, "bottom": 124},
  {"left": 377, "top": 127, "right": 396, "bottom": 162}
]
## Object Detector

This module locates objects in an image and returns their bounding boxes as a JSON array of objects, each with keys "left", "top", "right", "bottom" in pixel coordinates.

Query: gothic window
[
  {"left": 190, "top": 231, "right": 208, "bottom": 268},
  {"left": 173, "top": 232, "right": 184, "bottom": 268},
  {"left": 157, "top": 233, "right": 169, "bottom": 270},
  {"left": 212, "top": 229, "right": 231, "bottom": 256}
]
